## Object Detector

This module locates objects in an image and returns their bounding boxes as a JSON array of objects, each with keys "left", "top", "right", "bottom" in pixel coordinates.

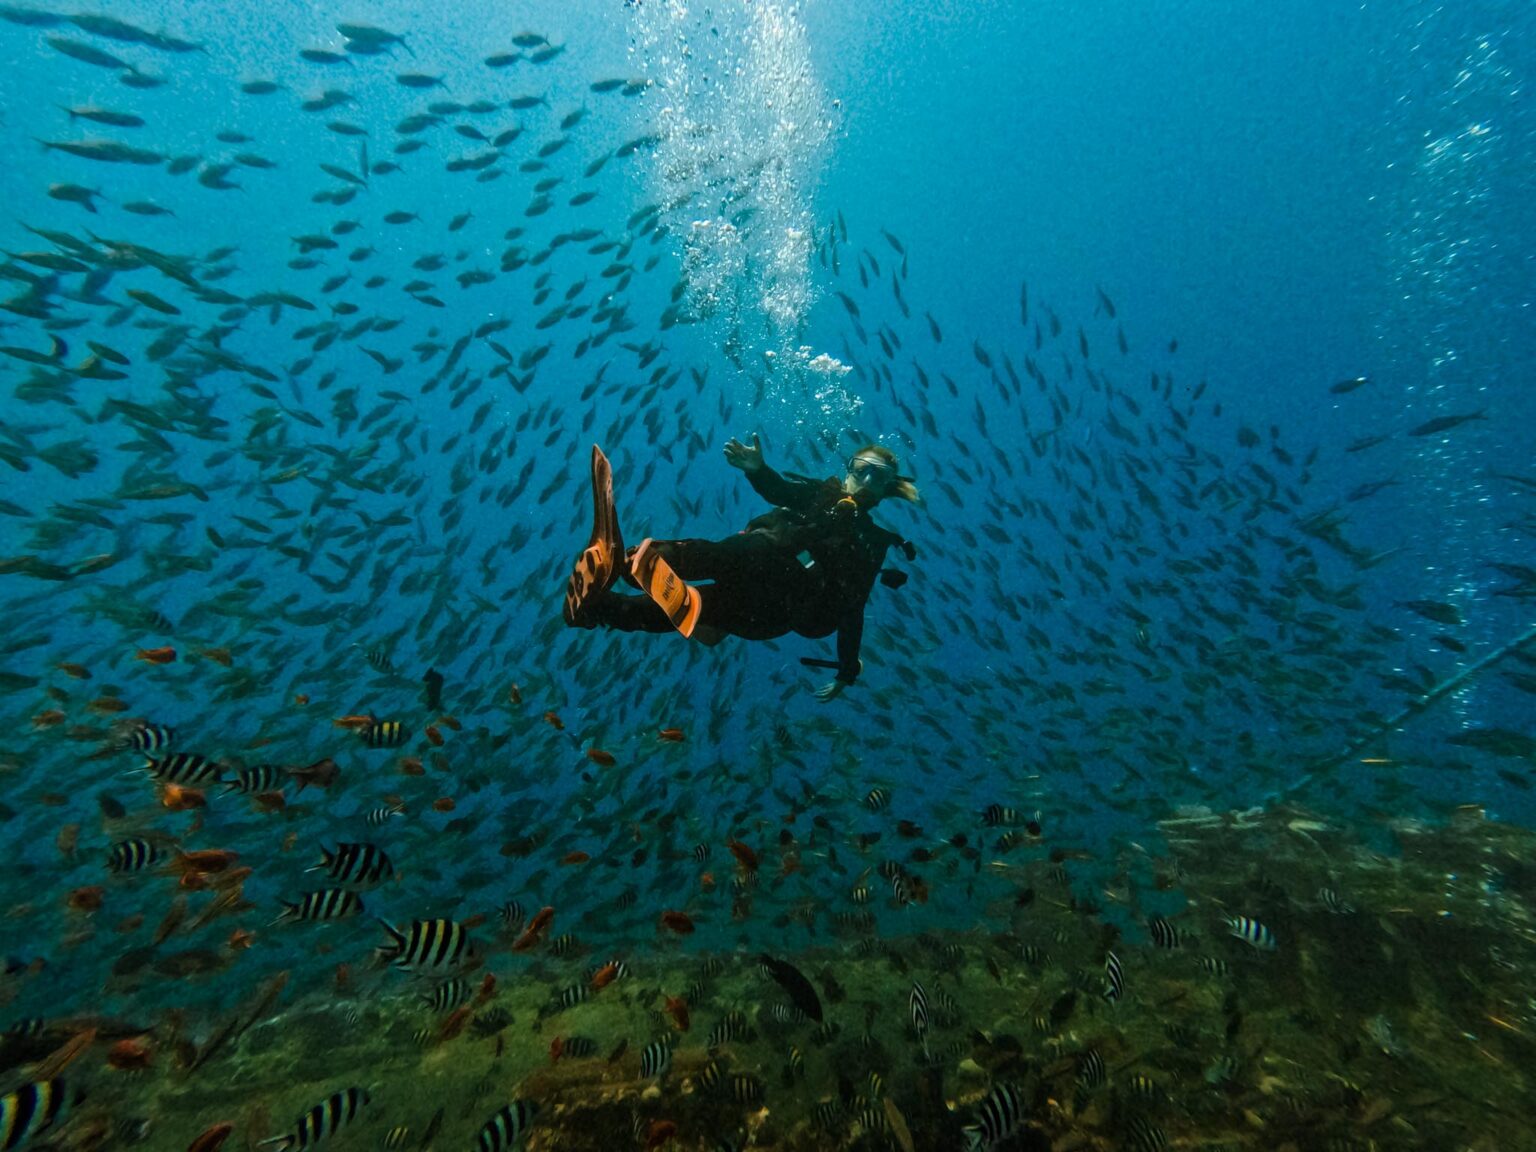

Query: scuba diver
[{"left": 562, "top": 437, "right": 919, "bottom": 700}]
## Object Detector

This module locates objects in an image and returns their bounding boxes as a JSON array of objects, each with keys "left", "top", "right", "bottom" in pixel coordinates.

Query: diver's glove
[{"left": 814, "top": 660, "right": 862, "bottom": 702}]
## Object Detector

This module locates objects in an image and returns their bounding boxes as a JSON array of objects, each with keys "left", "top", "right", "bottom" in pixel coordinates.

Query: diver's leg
[{"left": 579, "top": 589, "right": 676, "bottom": 633}]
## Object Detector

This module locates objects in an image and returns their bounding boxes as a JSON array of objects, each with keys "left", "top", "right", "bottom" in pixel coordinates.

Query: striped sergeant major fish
[
  {"left": 124, "top": 723, "right": 175, "bottom": 753},
  {"left": 226, "top": 764, "right": 286, "bottom": 794},
  {"left": 1102, "top": 950, "right": 1124, "bottom": 1005},
  {"left": 1, "top": 1078, "right": 70, "bottom": 1151},
  {"left": 1147, "top": 916, "right": 1186, "bottom": 949},
  {"left": 309, "top": 842, "right": 393, "bottom": 885},
  {"left": 107, "top": 837, "right": 162, "bottom": 873},
  {"left": 258, "top": 1087, "right": 370, "bottom": 1150},
  {"left": 143, "top": 752, "right": 224, "bottom": 784},
  {"left": 374, "top": 918, "right": 474, "bottom": 971},
  {"left": 1226, "top": 915, "right": 1277, "bottom": 951},
  {"left": 360, "top": 720, "right": 408, "bottom": 748},
  {"left": 962, "top": 1082, "right": 1024, "bottom": 1150},
  {"left": 908, "top": 979, "right": 930, "bottom": 1058},
  {"left": 271, "top": 889, "right": 364, "bottom": 925},
  {"left": 475, "top": 1100, "right": 538, "bottom": 1151},
  {"left": 640, "top": 1038, "right": 672, "bottom": 1079}
]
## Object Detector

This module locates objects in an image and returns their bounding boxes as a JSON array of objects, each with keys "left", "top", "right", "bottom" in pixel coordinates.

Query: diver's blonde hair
[{"left": 853, "top": 444, "right": 921, "bottom": 503}]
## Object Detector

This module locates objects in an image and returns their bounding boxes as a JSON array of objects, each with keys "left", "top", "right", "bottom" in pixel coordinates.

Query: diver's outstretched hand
[
  {"left": 724, "top": 434, "right": 764, "bottom": 473},
  {"left": 814, "top": 679, "right": 847, "bottom": 703}
]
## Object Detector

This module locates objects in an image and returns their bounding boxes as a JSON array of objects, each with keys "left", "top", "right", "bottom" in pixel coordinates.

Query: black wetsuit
[{"left": 591, "top": 466, "right": 909, "bottom": 684}]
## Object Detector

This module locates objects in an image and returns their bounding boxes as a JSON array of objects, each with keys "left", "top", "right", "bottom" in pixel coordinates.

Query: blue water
[{"left": 0, "top": 1, "right": 1534, "bottom": 1144}]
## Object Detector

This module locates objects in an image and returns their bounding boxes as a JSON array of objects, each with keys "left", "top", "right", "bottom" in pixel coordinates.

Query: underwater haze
[{"left": 1, "top": 0, "right": 1535, "bottom": 1149}]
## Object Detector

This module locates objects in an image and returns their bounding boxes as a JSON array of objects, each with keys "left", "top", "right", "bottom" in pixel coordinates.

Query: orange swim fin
[
  {"left": 629, "top": 538, "right": 704, "bottom": 639},
  {"left": 562, "top": 445, "right": 625, "bottom": 627}
]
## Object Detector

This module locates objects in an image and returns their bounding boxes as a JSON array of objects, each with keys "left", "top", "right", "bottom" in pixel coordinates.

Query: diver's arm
[
  {"left": 834, "top": 608, "right": 864, "bottom": 684},
  {"left": 745, "top": 464, "right": 818, "bottom": 510}
]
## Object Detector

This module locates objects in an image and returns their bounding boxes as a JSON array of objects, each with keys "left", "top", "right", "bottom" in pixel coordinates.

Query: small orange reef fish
[
  {"left": 512, "top": 905, "right": 554, "bottom": 952},
  {"left": 726, "top": 838, "right": 759, "bottom": 872},
  {"left": 657, "top": 728, "right": 685, "bottom": 742},
  {"left": 658, "top": 910, "right": 695, "bottom": 934},
  {"left": 160, "top": 783, "right": 207, "bottom": 811},
  {"left": 332, "top": 714, "right": 375, "bottom": 731},
  {"left": 431, "top": 796, "right": 456, "bottom": 813},
  {"left": 136, "top": 646, "right": 176, "bottom": 664},
  {"left": 424, "top": 725, "right": 444, "bottom": 747},
  {"left": 585, "top": 747, "right": 615, "bottom": 767},
  {"left": 560, "top": 851, "right": 590, "bottom": 866},
  {"left": 542, "top": 710, "right": 563, "bottom": 730},
  {"left": 186, "top": 1123, "right": 235, "bottom": 1152}
]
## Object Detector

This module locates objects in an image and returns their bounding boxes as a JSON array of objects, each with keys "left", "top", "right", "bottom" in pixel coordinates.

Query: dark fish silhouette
[{"left": 757, "top": 954, "right": 823, "bottom": 1022}]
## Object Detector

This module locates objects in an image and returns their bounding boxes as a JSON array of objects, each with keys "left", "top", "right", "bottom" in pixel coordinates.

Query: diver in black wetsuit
[{"left": 565, "top": 436, "right": 918, "bottom": 701}]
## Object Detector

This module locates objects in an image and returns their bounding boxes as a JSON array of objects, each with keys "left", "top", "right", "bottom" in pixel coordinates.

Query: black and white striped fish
[
  {"left": 1077, "top": 1048, "right": 1108, "bottom": 1089},
  {"left": 124, "top": 723, "right": 175, "bottom": 754},
  {"left": 366, "top": 648, "right": 394, "bottom": 673},
  {"left": 374, "top": 918, "right": 474, "bottom": 971},
  {"left": 640, "top": 1039, "right": 672, "bottom": 1079},
  {"left": 1, "top": 1078, "right": 70, "bottom": 1151},
  {"left": 360, "top": 720, "right": 408, "bottom": 749},
  {"left": 909, "top": 979, "right": 930, "bottom": 1038},
  {"left": 1124, "top": 1115, "right": 1167, "bottom": 1152},
  {"left": 727, "top": 1073, "right": 762, "bottom": 1103},
  {"left": 980, "top": 803, "right": 1018, "bottom": 827},
  {"left": 1147, "top": 916, "right": 1185, "bottom": 949},
  {"left": 226, "top": 763, "right": 287, "bottom": 795},
  {"left": 143, "top": 752, "right": 224, "bottom": 785},
  {"left": 108, "top": 838, "right": 161, "bottom": 874},
  {"left": 1226, "top": 915, "right": 1277, "bottom": 951},
  {"left": 382, "top": 1127, "right": 410, "bottom": 1150},
  {"left": 364, "top": 803, "right": 405, "bottom": 827},
  {"left": 863, "top": 787, "right": 890, "bottom": 811},
  {"left": 551, "top": 983, "right": 589, "bottom": 1012},
  {"left": 962, "top": 1082, "right": 1023, "bottom": 1151},
  {"left": 309, "top": 842, "right": 393, "bottom": 886},
  {"left": 707, "top": 1011, "right": 752, "bottom": 1051},
  {"left": 1102, "top": 950, "right": 1124, "bottom": 1005},
  {"left": 475, "top": 1100, "right": 538, "bottom": 1151},
  {"left": 258, "top": 1087, "right": 370, "bottom": 1150},
  {"left": 423, "top": 978, "right": 472, "bottom": 1013},
  {"left": 272, "top": 889, "right": 364, "bottom": 925},
  {"left": 500, "top": 900, "right": 525, "bottom": 931},
  {"left": 1317, "top": 886, "right": 1355, "bottom": 914}
]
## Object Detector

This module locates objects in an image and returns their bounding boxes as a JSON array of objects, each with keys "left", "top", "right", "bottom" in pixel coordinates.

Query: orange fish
[
  {"left": 542, "top": 710, "right": 563, "bottom": 730},
  {"left": 663, "top": 995, "right": 690, "bottom": 1032},
  {"left": 56, "top": 662, "right": 91, "bottom": 679},
  {"left": 136, "top": 646, "right": 176, "bottom": 664},
  {"left": 657, "top": 728, "right": 685, "bottom": 742},
  {"left": 294, "top": 693, "right": 309, "bottom": 707},
  {"left": 32, "top": 710, "right": 66, "bottom": 730},
  {"left": 186, "top": 1123, "right": 235, "bottom": 1152},
  {"left": 548, "top": 1035, "right": 566, "bottom": 1064},
  {"left": 461, "top": 913, "right": 487, "bottom": 930},
  {"left": 560, "top": 851, "right": 590, "bottom": 866},
  {"left": 476, "top": 973, "right": 497, "bottom": 1005},
  {"left": 726, "top": 838, "right": 759, "bottom": 871},
  {"left": 437, "top": 714, "right": 462, "bottom": 732},
  {"left": 160, "top": 783, "right": 206, "bottom": 811},
  {"left": 700, "top": 872, "right": 716, "bottom": 891},
  {"left": 658, "top": 910, "right": 695, "bottom": 935},
  {"left": 438, "top": 1005, "right": 472, "bottom": 1043},
  {"left": 431, "top": 796, "right": 456, "bottom": 813},
  {"left": 176, "top": 849, "right": 239, "bottom": 875},
  {"left": 332, "top": 715, "right": 375, "bottom": 731},
  {"left": 424, "top": 725, "right": 444, "bottom": 747},
  {"left": 585, "top": 748, "right": 616, "bottom": 767},
  {"left": 399, "top": 757, "right": 425, "bottom": 777},
  {"left": 67, "top": 886, "right": 104, "bottom": 912},
  {"left": 106, "top": 1037, "right": 153, "bottom": 1070},
  {"left": 512, "top": 906, "right": 555, "bottom": 952},
  {"left": 644, "top": 1120, "right": 678, "bottom": 1151},
  {"left": 88, "top": 696, "right": 129, "bottom": 714},
  {"left": 590, "top": 961, "right": 620, "bottom": 990},
  {"left": 198, "top": 648, "right": 233, "bottom": 667},
  {"left": 252, "top": 790, "right": 286, "bottom": 813},
  {"left": 227, "top": 929, "right": 255, "bottom": 951}
]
